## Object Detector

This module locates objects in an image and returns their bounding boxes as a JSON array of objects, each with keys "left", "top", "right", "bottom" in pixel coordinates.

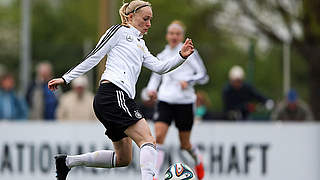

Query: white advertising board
[{"left": 0, "top": 121, "right": 320, "bottom": 180}]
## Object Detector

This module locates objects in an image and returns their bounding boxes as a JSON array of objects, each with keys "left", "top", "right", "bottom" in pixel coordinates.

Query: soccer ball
[{"left": 164, "top": 163, "right": 195, "bottom": 180}]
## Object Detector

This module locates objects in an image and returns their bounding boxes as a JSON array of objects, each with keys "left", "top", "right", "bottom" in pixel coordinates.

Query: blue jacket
[
  {"left": 0, "top": 89, "right": 28, "bottom": 120},
  {"left": 26, "top": 81, "right": 58, "bottom": 120}
]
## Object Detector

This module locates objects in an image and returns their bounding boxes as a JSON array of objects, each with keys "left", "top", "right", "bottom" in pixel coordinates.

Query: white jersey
[
  {"left": 147, "top": 43, "right": 209, "bottom": 104},
  {"left": 62, "top": 24, "right": 187, "bottom": 99}
]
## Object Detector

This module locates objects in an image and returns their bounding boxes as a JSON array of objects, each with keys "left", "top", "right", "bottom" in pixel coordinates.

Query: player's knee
[
  {"left": 150, "top": 136, "right": 156, "bottom": 146},
  {"left": 146, "top": 135, "right": 156, "bottom": 145},
  {"left": 139, "top": 136, "right": 156, "bottom": 148}
]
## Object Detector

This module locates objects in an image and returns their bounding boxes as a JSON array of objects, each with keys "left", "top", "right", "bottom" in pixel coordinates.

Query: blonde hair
[
  {"left": 119, "top": 0, "right": 151, "bottom": 26},
  {"left": 167, "top": 20, "right": 186, "bottom": 34}
]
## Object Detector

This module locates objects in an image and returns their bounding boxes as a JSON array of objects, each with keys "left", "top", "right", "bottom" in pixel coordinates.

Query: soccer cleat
[
  {"left": 55, "top": 154, "right": 70, "bottom": 180},
  {"left": 195, "top": 161, "right": 205, "bottom": 180}
]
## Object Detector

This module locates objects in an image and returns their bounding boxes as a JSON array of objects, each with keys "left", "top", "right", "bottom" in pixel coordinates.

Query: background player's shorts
[
  {"left": 154, "top": 101, "right": 194, "bottom": 131},
  {"left": 93, "top": 83, "right": 144, "bottom": 142}
]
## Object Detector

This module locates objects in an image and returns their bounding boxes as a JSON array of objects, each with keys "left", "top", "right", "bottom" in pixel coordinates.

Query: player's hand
[
  {"left": 180, "top": 81, "right": 188, "bottom": 90},
  {"left": 48, "top": 78, "right": 64, "bottom": 91},
  {"left": 180, "top": 38, "right": 194, "bottom": 58},
  {"left": 147, "top": 90, "right": 158, "bottom": 101}
]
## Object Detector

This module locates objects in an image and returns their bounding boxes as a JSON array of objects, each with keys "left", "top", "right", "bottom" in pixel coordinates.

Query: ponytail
[
  {"left": 119, "top": 0, "right": 151, "bottom": 27},
  {"left": 119, "top": 2, "right": 130, "bottom": 26}
]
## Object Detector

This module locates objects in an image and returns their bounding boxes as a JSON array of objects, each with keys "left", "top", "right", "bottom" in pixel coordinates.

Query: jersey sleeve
[
  {"left": 62, "top": 25, "right": 122, "bottom": 84},
  {"left": 142, "top": 45, "right": 186, "bottom": 74},
  {"left": 186, "top": 50, "right": 209, "bottom": 86}
]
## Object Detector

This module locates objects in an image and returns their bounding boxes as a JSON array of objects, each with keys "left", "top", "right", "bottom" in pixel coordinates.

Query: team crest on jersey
[
  {"left": 126, "top": 35, "right": 133, "bottom": 42},
  {"left": 134, "top": 110, "right": 143, "bottom": 119}
]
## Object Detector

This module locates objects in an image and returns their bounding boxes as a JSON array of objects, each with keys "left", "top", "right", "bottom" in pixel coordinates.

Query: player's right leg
[
  {"left": 54, "top": 137, "right": 132, "bottom": 180},
  {"left": 125, "top": 118, "right": 157, "bottom": 180}
]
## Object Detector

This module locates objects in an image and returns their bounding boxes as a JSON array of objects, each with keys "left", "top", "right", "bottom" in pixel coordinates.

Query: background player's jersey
[{"left": 147, "top": 43, "right": 209, "bottom": 104}]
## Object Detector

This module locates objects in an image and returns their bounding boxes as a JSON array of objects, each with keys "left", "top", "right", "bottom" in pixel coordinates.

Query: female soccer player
[
  {"left": 146, "top": 20, "right": 209, "bottom": 180},
  {"left": 47, "top": 1, "right": 194, "bottom": 180}
]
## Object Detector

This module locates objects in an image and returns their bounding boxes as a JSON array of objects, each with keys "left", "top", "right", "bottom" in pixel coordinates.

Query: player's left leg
[
  {"left": 65, "top": 138, "right": 132, "bottom": 169},
  {"left": 55, "top": 137, "right": 132, "bottom": 180}
]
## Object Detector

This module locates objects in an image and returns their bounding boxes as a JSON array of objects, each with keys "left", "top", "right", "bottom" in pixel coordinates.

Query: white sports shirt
[
  {"left": 147, "top": 43, "right": 209, "bottom": 104},
  {"left": 62, "top": 24, "right": 187, "bottom": 99}
]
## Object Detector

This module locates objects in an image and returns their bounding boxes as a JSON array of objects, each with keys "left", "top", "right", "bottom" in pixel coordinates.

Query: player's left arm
[{"left": 143, "top": 38, "right": 194, "bottom": 74}]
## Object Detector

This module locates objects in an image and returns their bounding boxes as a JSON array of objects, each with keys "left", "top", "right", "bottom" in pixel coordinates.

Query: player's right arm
[{"left": 48, "top": 25, "right": 121, "bottom": 91}]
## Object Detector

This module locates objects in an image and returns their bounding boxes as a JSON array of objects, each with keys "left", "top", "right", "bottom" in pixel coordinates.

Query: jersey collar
[{"left": 128, "top": 24, "right": 144, "bottom": 39}]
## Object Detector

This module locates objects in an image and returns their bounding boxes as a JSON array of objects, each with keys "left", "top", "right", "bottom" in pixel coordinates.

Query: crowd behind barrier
[{"left": 0, "top": 63, "right": 315, "bottom": 122}]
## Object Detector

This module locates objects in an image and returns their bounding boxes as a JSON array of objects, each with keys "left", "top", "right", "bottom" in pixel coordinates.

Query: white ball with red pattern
[{"left": 164, "top": 163, "right": 195, "bottom": 180}]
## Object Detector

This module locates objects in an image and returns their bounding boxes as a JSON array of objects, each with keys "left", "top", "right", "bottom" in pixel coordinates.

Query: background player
[{"left": 146, "top": 20, "right": 209, "bottom": 180}]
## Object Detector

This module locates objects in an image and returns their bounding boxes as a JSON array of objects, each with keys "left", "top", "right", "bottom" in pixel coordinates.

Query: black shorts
[
  {"left": 154, "top": 101, "right": 194, "bottom": 131},
  {"left": 93, "top": 83, "right": 144, "bottom": 142}
]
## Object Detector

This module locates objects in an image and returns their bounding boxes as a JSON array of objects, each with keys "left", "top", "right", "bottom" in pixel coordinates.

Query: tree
[{"left": 214, "top": 0, "right": 320, "bottom": 120}]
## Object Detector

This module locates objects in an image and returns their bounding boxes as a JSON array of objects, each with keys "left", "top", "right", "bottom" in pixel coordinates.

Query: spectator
[
  {"left": 56, "top": 76, "right": 96, "bottom": 121},
  {"left": 195, "top": 90, "right": 213, "bottom": 121},
  {"left": 222, "top": 65, "right": 273, "bottom": 120},
  {"left": 26, "top": 62, "right": 58, "bottom": 120},
  {"left": 0, "top": 73, "right": 28, "bottom": 120},
  {"left": 271, "top": 89, "right": 314, "bottom": 121}
]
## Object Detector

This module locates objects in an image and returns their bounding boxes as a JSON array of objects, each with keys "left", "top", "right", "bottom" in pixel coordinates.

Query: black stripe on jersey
[
  {"left": 87, "top": 25, "right": 121, "bottom": 59},
  {"left": 64, "top": 24, "right": 121, "bottom": 76},
  {"left": 84, "top": 24, "right": 121, "bottom": 60}
]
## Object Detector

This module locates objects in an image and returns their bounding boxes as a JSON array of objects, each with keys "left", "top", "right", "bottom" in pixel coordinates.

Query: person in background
[
  {"left": 195, "top": 90, "right": 213, "bottom": 121},
  {"left": 26, "top": 62, "right": 58, "bottom": 120},
  {"left": 146, "top": 20, "right": 208, "bottom": 180},
  {"left": 0, "top": 73, "right": 28, "bottom": 120},
  {"left": 223, "top": 65, "right": 273, "bottom": 120},
  {"left": 56, "top": 76, "right": 96, "bottom": 121},
  {"left": 271, "top": 89, "right": 314, "bottom": 121}
]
